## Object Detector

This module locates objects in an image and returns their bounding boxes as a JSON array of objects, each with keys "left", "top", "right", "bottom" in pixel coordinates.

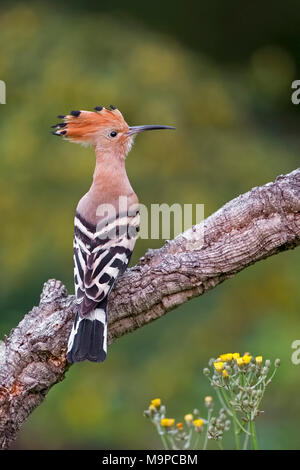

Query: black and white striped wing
[{"left": 73, "top": 210, "right": 140, "bottom": 316}]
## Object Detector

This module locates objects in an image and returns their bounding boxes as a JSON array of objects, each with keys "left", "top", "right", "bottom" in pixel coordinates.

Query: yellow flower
[
  {"left": 256, "top": 356, "right": 263, "bottom": 364},
  {"left": 222, "top": 369, "right": 229, "bottom": 378},
  {"left": 219, "top": 353, "right": 233, "bottom": 362},
  {"left": 193, "top": 419, "right": 204, "bottom": 429},
  {"left": 184, "top": 413, "right": 193, "bottom": 423},
  {"left": 176, "top": 422, "right": 183, "bottom": 430},
  {"left": 242, "top": 355, "right": 252, "bottom": 364},
  {"left": 151, "top": 398, "right": 161, "bottom": 408},
  {"left": 161, "top": 418, "right": 175, "bottom": 428},
  {"left": 214, "top": 361, "right": 224, "bottom": 371},
  {"left": 232, "top": 353, "right": 240, "bottom": 361},
  {"left": 236, "top": 357, "right": 244, "bottom": 366}
]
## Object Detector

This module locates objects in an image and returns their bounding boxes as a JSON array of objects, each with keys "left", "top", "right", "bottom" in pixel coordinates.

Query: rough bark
[{"left": 0, "top": 169, "right": 299, "bottom": 449}]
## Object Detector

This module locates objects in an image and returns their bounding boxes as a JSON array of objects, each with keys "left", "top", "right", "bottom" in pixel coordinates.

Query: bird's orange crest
[{"left": 52, "top": 105, "right": 129, "bottom": 145}]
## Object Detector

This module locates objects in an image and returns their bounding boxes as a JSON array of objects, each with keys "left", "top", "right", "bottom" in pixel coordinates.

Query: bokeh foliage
[{"left": 0, "top": 2, "right": 299, "bottom": 449}]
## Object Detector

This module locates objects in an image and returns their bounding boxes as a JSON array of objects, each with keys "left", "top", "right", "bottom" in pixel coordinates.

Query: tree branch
[{"left": 0, "top": 169, "right": 299, "bottom": 448}]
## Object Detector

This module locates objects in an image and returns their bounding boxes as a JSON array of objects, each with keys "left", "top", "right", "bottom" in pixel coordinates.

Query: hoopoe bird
[{"left": 52, "top": 106, "right": 175, "bottom": 363}]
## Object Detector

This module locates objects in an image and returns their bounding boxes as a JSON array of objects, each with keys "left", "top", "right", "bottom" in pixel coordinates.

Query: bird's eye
[{"left": 110, "top": 131, "right": 117, "bottom": 137}]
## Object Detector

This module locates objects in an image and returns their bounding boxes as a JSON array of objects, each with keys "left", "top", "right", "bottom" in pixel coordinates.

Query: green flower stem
[
  {"left": 220, "top": 387, "right": 249, "bottom": 434},
  {"left": 231, "top": 407, "right": 241, "bottom": 450},
  {"left": 241, "top": 370, "right": 246, "bottom": 388},
  {"left": 250, "top": 420, "right": 259, "bottom": 450},
  {"left": 193, "top": 433, "right": 201, "bottom": 450},
  {"left": 250, "top": 376, "right": 266, "bottom": 389},
  {"left": 203, "top": 409, "right": 213, "bottom": 450},
  {"left": 243, "top": 422, "right": 250, "bottom": 450},
  {"left": 215, "top": 388, "right": 229, "bottom": 412},
  {"left": 218, "top": 388, "right": 240, "bottom": 449},
  {"left": 266, "top": 366, "right": 279, "bottom": 386},
  {"left": 161, "top": 429, "right": 178, "bottom": 450},
  {"left": 184, "top": 428, "right": 193, "bottom": 450},
  {"left": 154, "top": 422, "right": 169, "bottom": 450},
  {"left": 168, "top": 435, "right": 178, "bottom": 450},
  {"left": 245, "top": 371, "right": 254, "bottom": 387}
]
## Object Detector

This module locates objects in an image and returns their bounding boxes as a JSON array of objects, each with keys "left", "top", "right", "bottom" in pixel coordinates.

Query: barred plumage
[{"left": 67, "top": 208, "right": 140, "bottom": 363}]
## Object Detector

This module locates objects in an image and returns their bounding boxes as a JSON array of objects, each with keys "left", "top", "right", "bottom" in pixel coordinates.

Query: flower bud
[
  {"left": 150, "top": 398, "right": 161, "bottom": 409},
  {"left": 193, "top": 418, "right": 204, "bottom": 432},
  {"left": 161, "top": 418, "right": 175, "bottom": 428},
  {"left": 255, "top": 356, "right": 263, "bottom": 365},
  {"left": 184, "top": 414, "right": 193, "bottom": 424},
  {"left": 205, "top": 396, "right": 213, "bottom": 408},
  {"left": 214, "top": 361, "right": 224, "bottom": 372}
]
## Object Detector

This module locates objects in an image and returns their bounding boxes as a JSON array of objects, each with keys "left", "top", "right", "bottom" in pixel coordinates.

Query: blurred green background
[{"left": 0, "top": 1, "right": 299, "bottom": 449}]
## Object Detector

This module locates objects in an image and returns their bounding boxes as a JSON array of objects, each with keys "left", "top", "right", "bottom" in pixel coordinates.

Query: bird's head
[{"left": 52, "top": 106, "right": 175, "bottom": 159}]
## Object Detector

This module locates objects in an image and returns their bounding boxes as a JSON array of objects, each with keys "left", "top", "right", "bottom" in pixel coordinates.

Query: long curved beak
[{"left": 127, "top": 125, "right": 176, "bottom": 136}]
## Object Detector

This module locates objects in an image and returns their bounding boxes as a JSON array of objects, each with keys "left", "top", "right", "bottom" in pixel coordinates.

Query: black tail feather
[{"left": 67, "top": 313, "right": 107, "bottom": 363}]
